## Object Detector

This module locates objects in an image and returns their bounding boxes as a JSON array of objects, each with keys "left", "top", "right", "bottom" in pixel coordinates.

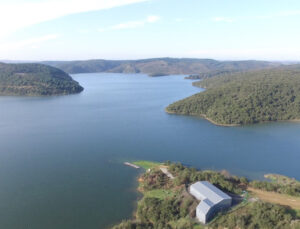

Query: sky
[{"left": 0, "top": 0, "right": 300, "bottom": 61}]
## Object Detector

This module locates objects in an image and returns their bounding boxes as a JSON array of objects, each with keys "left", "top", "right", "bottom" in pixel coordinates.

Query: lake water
[{"left": 0, "top": 73, "right": 299, "bottom": 229}]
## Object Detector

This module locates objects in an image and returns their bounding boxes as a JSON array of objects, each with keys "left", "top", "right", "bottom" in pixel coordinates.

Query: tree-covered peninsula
[
  {"left": 113, "top": 161, "right": 300, "bottom": 229},
  {"left": 0, "top": 63, "right": 83, "bottom": 96},
  {"left": 166, "top": 66, "right": 300, "bottom": 125}
]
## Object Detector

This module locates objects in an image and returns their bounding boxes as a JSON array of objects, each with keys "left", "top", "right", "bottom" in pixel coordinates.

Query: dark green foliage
[
  {"left": 44, "top": 58, "right": 277, "bottom": 75},
  {"left": 250, "top": 180, "right": 300, "bottom": 197},
  {"left": 137, "top": 197, "right": 181, "bottom": 225},
  {"left": 184, "top": 69, "right": 241, "bottom": 79},
  {"left": 148, "top": 73, "right": 169, "bottom": 77},
  {"left": 0, "top": 63, "right": 83, "bottom": 96},
  {"left": 128, "top": 197, "right": 179, "bottom": 229},
  {"left": 167, "top": 66, "right": 300, "bottom": 125},
  {"left": 168, "top": 163, "right": 243, "bottom": 194},
  {"left": 113, "top": 162, "right": 300, "bottom": 229},
  {"left": 113, "top": 164, "right": 198, "bottom": 229},
  {"left": 211, "top": 201, "right": 298, "bottom": 229},
  {"left": 112, "top": 220, "right": 153, "bottom": 229},
  {"left": 135, "top": 196, "right": 195, "bottom": 229},
  {"left": 141, "top": 170, "right": 170, "bottom": 191}
]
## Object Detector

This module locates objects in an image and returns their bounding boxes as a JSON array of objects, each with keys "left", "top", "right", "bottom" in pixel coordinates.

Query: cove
[{"left": 0, "top": 73, "right": 299, "bottom": 229}]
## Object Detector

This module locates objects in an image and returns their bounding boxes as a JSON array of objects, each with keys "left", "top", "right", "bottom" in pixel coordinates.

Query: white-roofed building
[{"left": 189, "top": 181, "right": 232, "bottom": 224}]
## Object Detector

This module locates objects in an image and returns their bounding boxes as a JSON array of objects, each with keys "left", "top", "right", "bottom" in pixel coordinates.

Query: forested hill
[
  {"left": 166, "top": 65, "right": 300, "bottom": 125},
  {"left": 43, "top": 58, "right": 279, "bottom": 75},
  {"left": 0, "top": 63, "right": 83, "bottom": 96}
]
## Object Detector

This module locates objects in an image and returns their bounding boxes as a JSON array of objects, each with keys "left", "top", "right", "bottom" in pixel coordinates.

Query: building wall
[
  {"left": 205, "top": 198, "right": 232, "bottom": 223},
  {"left": 190, "top": 182, "right": 232, "bottom": 224},
  {"left": 195, "top": 198, "right": 232, "bottom": 223},
  {"left": 196, "top": 207, "right": 207, "bottom": 224}
]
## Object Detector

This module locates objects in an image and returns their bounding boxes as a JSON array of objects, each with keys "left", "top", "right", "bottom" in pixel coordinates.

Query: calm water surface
[{"left": 0, "top": 73, "right": 299, "bottom": 229}]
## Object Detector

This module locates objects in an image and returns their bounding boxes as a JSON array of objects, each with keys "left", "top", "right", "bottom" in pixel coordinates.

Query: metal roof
[
  {"left": 196, "top": 198, "right": 214, "bottom": 214},
  {"left": 190, "top": 181, "right": 231, "bottom": 204},
  {"left": 190, "top": 181, "right": 232, "bottom": 223}
]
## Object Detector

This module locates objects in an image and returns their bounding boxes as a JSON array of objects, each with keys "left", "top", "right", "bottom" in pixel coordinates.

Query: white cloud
[
  {"left": 99, "top": 15, "right": 160, "bottom": 31},
  {"left": 111, "top": 21, "right": 145, "bottom": 30},
  {"left": 213, "top": 17, "right": 234, "bottom": 23},
  {"left": 0, "top": 0, "right": 149, "bottom": 39},
  {"left": 146, "top": 15, "right": 160, "bottom": 23},
  {"left": 0, "top": 34, "right": 60, "bottom": 51}
]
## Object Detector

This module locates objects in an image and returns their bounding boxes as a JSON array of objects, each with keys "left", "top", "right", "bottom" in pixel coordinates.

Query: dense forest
[
  {"left": 184, "top": 69, "right": 241, "bottom": 79},
  {"left": 43, "top": 58, "right": 278, "bottom": 75},
  {"left": 113, "top": 162, "right": 300, "bottom": 229},
  {"left": 166, "top": 66, "right": 300, "bottom": 125},
  {"left": 250, "top": 174, "right": 300, "bottom": 197},
  {"left": 0, "top": 63, "right": 83, "bottom": 96}
]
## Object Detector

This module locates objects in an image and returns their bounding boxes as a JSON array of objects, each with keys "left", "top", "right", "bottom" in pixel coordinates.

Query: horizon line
[{"left": 1, "top": 57, "right": 299, "bottom": 63}]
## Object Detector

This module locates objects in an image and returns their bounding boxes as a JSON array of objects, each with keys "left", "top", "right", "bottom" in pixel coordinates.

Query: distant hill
[
  {"left": 166, "top": 65, "right": 300, "bottom": 125},
  {"left": 0, "top": 63, "right": 83, "bottom": 96},
  {"left": 184, "top": 69, "right": 241, "bottom": 79},
  {"left": 43, "top": 58, "right": 279, "bottom": 75}
]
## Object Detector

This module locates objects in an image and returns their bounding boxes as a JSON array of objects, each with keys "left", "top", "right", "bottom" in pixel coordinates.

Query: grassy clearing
[
  {"left": 168, "top": 218, "right": 203, "bottom": 229},
  {"left": 265, "top": 173, "right": 300, "bottom": 186},
  {"left": 193, "top": 225, "right": 205, "bottom": 229},
  {"left": 132, "top": 160, "right": 162, "bottom": 170},
  {"left": 144, "top": 189, "right": 175, "bottom": 200},
  {"left": 295, "top": 209, "right": 300, "bottom": 218},
  {"left": 248, "top": 187, "right": 300, "bottom": 210}
]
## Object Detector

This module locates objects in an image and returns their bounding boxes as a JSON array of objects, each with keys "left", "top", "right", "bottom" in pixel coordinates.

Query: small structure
[
  {"left": 189, "top": 181, "right": 232, "bottom": 224},
  {"left": 124, "top": 162, "right": 140, "bottom": 169}
]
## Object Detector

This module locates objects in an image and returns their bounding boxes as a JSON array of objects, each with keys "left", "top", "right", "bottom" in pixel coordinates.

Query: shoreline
[
  {"left": 113, "top": 161, "right": 300, "bottom": 228},
  {"left": 166, "top": 79, "right": 300, "bottom": 127},
  {"left": 165, "top": 109, "right": 300, "bottom": 127},
  {"left": 165, "top": 109, "right": 239, "bottom": 127}
]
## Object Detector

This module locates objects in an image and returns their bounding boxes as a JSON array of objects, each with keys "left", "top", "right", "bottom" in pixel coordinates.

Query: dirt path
[
  {"left": 247, "top": 187, "right": 300, "bottom": 210},
  {"left": 160, "top": 167, "right": 175, "bottom": 179}
]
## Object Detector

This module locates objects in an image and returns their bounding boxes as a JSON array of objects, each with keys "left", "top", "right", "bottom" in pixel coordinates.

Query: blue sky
[{"left": 0, "top": 0, "right": 300, "bottom": 60}]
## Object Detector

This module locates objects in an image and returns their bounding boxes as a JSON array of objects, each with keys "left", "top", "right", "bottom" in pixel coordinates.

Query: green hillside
[
  {"left": 43, "top": 58, "right": 278, "bottom": 75},
  {"left": 166, "top": 66, "right": 300, "bottom": 125},
  {"left": 0, "top": 63, "right": 83, "bottom": 96}
]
